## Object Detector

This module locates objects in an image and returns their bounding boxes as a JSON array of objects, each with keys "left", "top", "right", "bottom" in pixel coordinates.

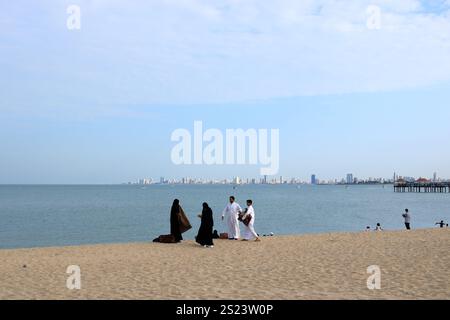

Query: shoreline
[
  {"left": 0, "top": 227, "right": 440, "bottom": 252},
  {"left": 1, "top": 228, "right": 449, "bottom": 300}
]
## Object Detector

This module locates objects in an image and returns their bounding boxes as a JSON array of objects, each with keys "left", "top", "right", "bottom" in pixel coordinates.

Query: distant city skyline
[{"left": 128, "top": 172, "right": 449, "bottom": 186}]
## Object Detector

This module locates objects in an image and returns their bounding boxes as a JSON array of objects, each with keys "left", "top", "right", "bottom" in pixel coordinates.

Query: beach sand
[{"left": 1, "top": 228, "right": 449, "bottom": 300}]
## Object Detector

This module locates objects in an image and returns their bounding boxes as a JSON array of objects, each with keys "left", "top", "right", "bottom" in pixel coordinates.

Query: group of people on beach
[
  {"left": 169, "top": 202, "right": 447, "bottom": 245},
  {"left": 169, "top": 196, "right": 260, "bottom": 248},
  {"left": 365, "top": 208, "right": 448, "bottom": 231}
]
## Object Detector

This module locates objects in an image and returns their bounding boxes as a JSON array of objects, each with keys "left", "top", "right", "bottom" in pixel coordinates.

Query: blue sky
[{"left": 1, "top": 0, "right": 450, "bottom": 183}]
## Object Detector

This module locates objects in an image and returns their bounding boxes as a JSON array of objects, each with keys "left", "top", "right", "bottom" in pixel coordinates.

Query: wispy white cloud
[{"left": 1, "top": 0, "right": 450, "bottom": 115}]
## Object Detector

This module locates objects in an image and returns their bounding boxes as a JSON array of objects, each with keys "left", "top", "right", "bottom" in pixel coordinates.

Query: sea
[{"left": 1, "top": 184, "right": 449, "bottom": 249}]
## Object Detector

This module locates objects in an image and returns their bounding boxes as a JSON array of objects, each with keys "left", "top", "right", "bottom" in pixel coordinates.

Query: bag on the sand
[
  {"left": 219, "top": 233, "right": 229, "bottom": 239},
  {"left": 158, "top": 234, "right": 177, "bottom": 243},
  {"left": 178, "top": 207, "right": 192, "bottom": 234}
]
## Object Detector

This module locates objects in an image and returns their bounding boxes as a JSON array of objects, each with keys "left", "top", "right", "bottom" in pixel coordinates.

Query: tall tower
[{"left": 346, "top": 174, "right": 354, "bottom": 184}]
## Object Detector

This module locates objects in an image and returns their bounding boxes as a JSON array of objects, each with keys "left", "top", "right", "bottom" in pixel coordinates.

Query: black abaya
[
  {"left": 196, "top": 206, "right": 214, "bottom": 246},
  {"left": 170, "top": 200, "right": 183, "bottom": 242}
]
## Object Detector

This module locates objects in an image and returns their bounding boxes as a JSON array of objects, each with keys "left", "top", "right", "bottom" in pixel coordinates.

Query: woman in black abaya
[
  {"left": 196, "top": 202, "right": 214, "bottom": 247},
  {"left": 170, "top": 199, "right": 183, "bottom": 242}
]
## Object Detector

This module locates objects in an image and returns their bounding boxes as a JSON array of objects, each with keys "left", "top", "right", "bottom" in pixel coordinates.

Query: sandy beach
[{"left": 1, "top": 228, "right": 449, "bottom": 300}]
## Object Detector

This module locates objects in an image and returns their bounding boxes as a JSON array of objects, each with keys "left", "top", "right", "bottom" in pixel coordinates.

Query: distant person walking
[
  {"left": 402, "top": 209, "right": 411, "bottom": 230},
  {"left": 435, "top": 220, "right": 446, "bottom": 228},
  {"left": 196, "top": 203, "right": 214, "bottom": 247},
  {"left": 222, "top": 196, "right": 242, "bottom": 240},
  {"left": 241, "top": 200, "right": 260, "bottom": 242},
  {"left": 170, "top": 199, "right": 184, "bottom": 242}
]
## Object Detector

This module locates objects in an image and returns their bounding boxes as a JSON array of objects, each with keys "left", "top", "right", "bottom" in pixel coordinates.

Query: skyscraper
[
  {"left": 311, "top": 174, "right": 317, "bottom": 185},
  {"left": 346, "top": 174, "right": 354, "bottom": 184}
]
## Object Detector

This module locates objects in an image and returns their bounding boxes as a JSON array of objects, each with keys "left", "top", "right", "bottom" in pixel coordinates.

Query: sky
[{"left": 1, "top": 0, "right": 450, "bottom": 184}]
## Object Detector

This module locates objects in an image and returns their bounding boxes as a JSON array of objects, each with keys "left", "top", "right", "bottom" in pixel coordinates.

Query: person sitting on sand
[
  {"left": 212, "top": 230, "right": 220, "bottom": 239},
  {"left": 170, "top": 199, "right": 184, "bottom": 243},
  {"left": 402, "top": 209, "right": 411, "bottom": 230},
  {"left": 435, "top": 220, "right": 446, "bottom": 228},
  {"left": 196, "top": 203, "right": 214, "bottom": 248},
  {"left": 375, "top": 223, "right": 383, "bottom": 231},
  {"left": 240, "top": 200, "right": 260, "bottom": 242}
]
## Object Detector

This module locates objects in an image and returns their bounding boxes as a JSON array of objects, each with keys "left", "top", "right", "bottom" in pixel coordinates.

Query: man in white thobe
[
  {"left": 222, "top": 196, "right": 242, "bottom": 240},
  {"left": 241, "top": 200, "right": 260, "bottom": 241}
]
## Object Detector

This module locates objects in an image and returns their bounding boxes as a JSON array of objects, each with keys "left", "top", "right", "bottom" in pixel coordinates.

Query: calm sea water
[{"left": 0, "top": 184, "right": 449, "bottom": 249}]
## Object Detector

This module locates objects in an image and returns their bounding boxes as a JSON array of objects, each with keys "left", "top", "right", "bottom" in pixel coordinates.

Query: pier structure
[{"left": 394, "top": 181, "right": 450, "bottom": 193}]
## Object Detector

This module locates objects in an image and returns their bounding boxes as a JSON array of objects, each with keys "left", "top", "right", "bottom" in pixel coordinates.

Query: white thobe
[
  {"left": 222, "top": 202, "right": 242, "bottom": 239},
  {"left": 242, "top": 205, "right": 258, "bottom": 240}
]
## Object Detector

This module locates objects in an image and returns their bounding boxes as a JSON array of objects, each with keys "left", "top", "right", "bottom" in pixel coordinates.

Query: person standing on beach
[
  {"left": 241, "top": 200, "right": 260, "bottom": 242},
  {"left": 170, "top": 199, "right": 184, "bottom": 242},
  {"left": 402, "top": 209, "right": 411, "bottom": 230},
  {"left": 196, "top": 203, "right": 214, "bottom": 248},
  {"left": 222, "top": 196, "right": 242, "bottom": 240}
]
